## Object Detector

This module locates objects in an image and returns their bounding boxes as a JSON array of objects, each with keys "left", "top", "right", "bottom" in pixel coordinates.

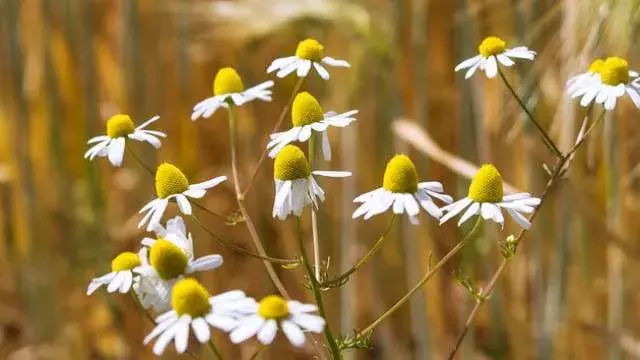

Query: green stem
[
  {"left": 320, "top": 215, "right": 396, "bottom": 288},
  {"left": 296, "top": 218, "right": 342, "bottom": 359},
  {"left": 191, "top": 215, "right": 297, "bottom": 265},
  {"left": 206, "top": 340, "right": 224, "bottom": 360},
  {"left": 358, "top": 216, "right": 483, "bottom": 337},
  {"left": 498, "top": 69, "right": 562, "bottom": 158},
  {"left": 308, "top": 134, "right": 321, "bottom": 279},
  {"left": 128, "top": 145, "right": 155, "bottom": 177},
  {"left": 242, "top": 76, "right": 305, "bottom": 197}
]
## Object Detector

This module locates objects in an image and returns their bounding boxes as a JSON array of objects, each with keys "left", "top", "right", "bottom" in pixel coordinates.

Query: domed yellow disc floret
[
  {"left": 258, "top": 295, "right": 289, "bottom": 319},
  {"left": 588, "top": 59, "right": 605, "bottom": 73},
  {"left": 149, "top": 238, "right": 188, "bottom": 280},
  {"left": 383, "top": 154, "right": 418, "bottom": 193},
  {"left": 468, "top": 164, "right": 504, "bottom": 203},
  {"left": 295, "top": 38, "right": 324, "bottom": 62},
  {"left": 171, "top": 278, "right": 211, "bottom": 317},
  {"left": 599, "top": 56, "right": 630, "bottom": 86},
  {"left": 155, "top": 163, "right": 189, "bottom": 198},
  {"left": 111, "top": 252, "right": 141, "bottom": 272},
  {"left": 274, "top": 145, "right": 310, "bottom": 181},
  {"left": 106, "top": 114, "right": 135, "bottom": 138},
  {"left": 291, "top": 92, "right": 324, "bottom": 127},
  {"left": 213, "top": 67, "right": 245, "bottom": 96},
  {"left": 478, "top": 36, "right": 507, "bottom": 57}
]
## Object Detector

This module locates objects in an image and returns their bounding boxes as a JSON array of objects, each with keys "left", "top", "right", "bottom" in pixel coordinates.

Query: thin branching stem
[
  {"left": 358, "top": 216, "right": 484, "bottom": 338},
  {"left": 308, "top": 133, "right": 322, "bottom": 279},
  {"left": 498, "top": 68, "right": 563, "bottom": 158},
  {"left": 295, "top": 217, "right": 342, "bottom": 359},
  {"left": 227, "top": 104, "right": 291, "bottom": 298},
  {"left": 447, "top": 109, "right": 606, "bottom": 359},
  {"left": 206, "top": 340, "right": 224, "bottom": 360},
  {"left": 191, "top": 215, "right": 297, "bottom": 265},
  {"left": 242, "top": 76, "right": 305, "bottom": 197},
  {"left": 319, "top": 215, "right": 396, "bottom": 288}
]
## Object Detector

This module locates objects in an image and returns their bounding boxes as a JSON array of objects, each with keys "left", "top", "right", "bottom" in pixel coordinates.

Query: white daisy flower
[
  {"left": 84, "top": 114, "right": 166, "bottom": 167},
  {"left": 138, "top": 162, "right": 227, "bottom": 231},
  {"left": 267, "top": 91, "right": 357, "bottom": 161},
  {"left": 134, "top": 231, "right": 224, "bottom": 312},
  {"left": 266, "top": 38, "right": 350, "bottom": 80},
  {"left": 86, "top": 251, "right": 143, "bottom": 295},
  {"left": 454, "top": 36, "right": 536, "bottom": 79},
  {"left": 568, "top": 56, "right": 640, "bottom": 110},
  {"left": 272, "top": 145, "right": 351, "bottom": 220},
  {"left": 352, "top": 154, "right": 452, "bottom": 225},
  {"left": 439, "top": 164, "right": 541, "bottom": 229},
  {"left": 229, "top": 295, "right": 325, "bottom": 347},
  {"left": 144, "top": 278, "right": 246, "bottom": 355},
  {"left": 191, "top": 67, "right": 274, "bottom": 120}
]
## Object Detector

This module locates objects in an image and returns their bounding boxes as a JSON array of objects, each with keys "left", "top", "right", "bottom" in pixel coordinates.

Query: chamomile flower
[
  {"left": 454, "top": 36, "right": 536, "bottom": 79},
  {"left": 84, "top": 114, "right": 166, "bottom": 167},
  {"left": 267, "top": 92, "right": 357, "bottom": 160},
  {"left": 352, "top": 154, "right": 452, "bottom": 225},
  {"left": 191, "top": 67, "right": 274, "bottom": 120},
  {"left": 439, "top": 164, "right": 541, "bottom": 229},
  {"left": 267, "top": 38, "right": 350, "bottom": 80},
  {"left": 568, "top": 56, "right": 640, "bottom": 110},
  {"left": 229, "top": 295, "right": 325, "bottom": 347},
  {"left": 144, "top": 278, "right": 246, "bottom": 355},
  {"left": 138, "top": 163, "right": 226, "bottom": 231},
  {"left": 134, "top": 233, "right": 224, "bottom": 312},
  {"left": 86, "top": 251, "right": 142, "bottom": 295},
  {"left": 272, "top": 145, "right": 350, "bottom": 220}
]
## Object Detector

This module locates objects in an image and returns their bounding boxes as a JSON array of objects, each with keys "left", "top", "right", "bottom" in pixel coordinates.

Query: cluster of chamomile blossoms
[{"left": 83, "top": 34, "right": 629, "bottom": 357}]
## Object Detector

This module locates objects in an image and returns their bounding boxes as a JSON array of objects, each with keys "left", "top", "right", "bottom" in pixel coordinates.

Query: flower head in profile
[
  {"left": 144, "top": 278, "right": 246, "bottom": 355},
  {"left": 84, "top": 114, "right": 166, "bottom": 166},
  {"left": 352, "top": 154, "right": 452, "bottom": 225},
  {"left": 267, "top": 38, "right": 350, "bottom": 80},
  {"left": 439, "top": 164, "right": 540, "bottom": 229},
  {"left": 229, "top": 295, "right": 325, "bottom": 347},
  {"left": 86, "top": 250, "right": 143, "bottom": 295},
  {"left": 138, "top": 163, "right": 226, "bottom": 231},
  {"left": 191, "top": 67, "right": 274, "bottom": 120},
  {"left": 272, "top": 145, "right": 350, "bottom": 220},
  {"left": 455, "top": 36, "right": 536, "bottom": 79},
  {"left": 267, "top": 92, "right": 357, "bottom": 161},
  {"left": 567, "top": 56, "right": 640, "bottom": 110}
]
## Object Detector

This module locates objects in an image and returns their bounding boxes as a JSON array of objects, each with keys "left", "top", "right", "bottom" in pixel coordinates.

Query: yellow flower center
[
  {"left": 171, "top": 278, "right": 211, "bottom": 317},
  {"left": 274, "top": 145, "right": 310, "bottom": 181},
  {"left": 599, "top": 56, "right": 630, "bottom": 86},
  {"left": 213, "top": 67, "right": 245, "bottom": 96},
  {"left": 291, "top": 92, "right": 324, "bottom": 127},
  {"left": 588, "top": 59, "right": 604, "bottom": 73},
  {"left": 155, "top": 163, "right": 189, "bottom": 198},
  {"left": 106, "top": 114, "right": 135, "bottom": 138},
  {"left": 382, "top": 154, "right": 418, "bottom": 193},
  {"left": 295, "top": 38, "right": 324, "bottom": 62},
  {"left": 258, "top": 295, "right": 289, "bottom": 319},
  {"left": 149, "top": 238, "right": 188, "bottom": 280},
  {"left": 478, "top": 36, "right": 507, "bottom": 57},
  {"left": 468, "top": 164, "right": 504, "bottom": 203},
  {"left": 111, "top": 252, "right": 141, "bottom": 272}
]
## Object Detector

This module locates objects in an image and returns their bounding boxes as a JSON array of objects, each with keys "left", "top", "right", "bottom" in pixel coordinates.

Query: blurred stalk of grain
[{"left": 1, "top": 0, "right": 640, "bottom": 359}]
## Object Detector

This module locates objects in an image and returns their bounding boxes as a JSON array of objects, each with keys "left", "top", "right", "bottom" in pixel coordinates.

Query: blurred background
[{"left": 1, "top": 0, "right": 640, "bottom": 359}]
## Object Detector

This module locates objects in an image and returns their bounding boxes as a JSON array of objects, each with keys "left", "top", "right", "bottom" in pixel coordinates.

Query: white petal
[
  {"left": 297, "top": 60, "right": 312, "bottom": 77},
  {"left": 312, "top": 170, "right": 352, "bottom": 178},
  {"left": 291, "top": 313, "right": 325, "bottom": 333},
  {"left": 402, "top": 194, "right": 420, "bottom": 216},
  {"left": 454, "top": 55, "right": 482, "bottom": 71},
  {"left": 191, "top": 317, "right": 211, "bottom": 343},
  {"left": 136, "top": 115, "right": 160, "bottom": 130},
  {"left": 175, "top": 194, "right": 192, "bottom": 215},
  {"left": 507, "top": 208, "right": 531, "bottom": 229},
  {"left": 230, "top": 315, "right": 265, "bottom": 344},
  {"left": 458, "top": 202, "right": 480, "bottom": 226},
  {"left": 321, "top": 130, "right": 331, "bottom": 161},
  {"left": 281, "top": 320, "right": 306, "bottom": 347},
  {"left": 257, "top": 319, "right": 278, "bottom": 344},
  {"left": 187, "top": 255, "right": 224, "bottom": 273},
  {"left": 321, "top": 56, "right": 350, "bottom": 67},
  {"left": 174, "top": 316, "right": 191, "bottom": 353},
  {"left": 107, "top": 137, "right": 126, "bottom": 166},
  {"left": 313, "top": 62, "right": 330, "bottom": 80},
  {"left": 276, "top": 59, "right": 301, "bottom": 78},
  {"left": 184, "top": 188, "right": 206, "bottom": 199},
  {"left": 439, "top": 198, "right": 472, "bottom": 224},
  {"left": 497, "top": 54, "right": 515, "bottom": 67},
  {"left": 190, "top": 176, "right": 227, "bottom": 190},
  {"left": 107, "top": 272, "right": 125, "bottom": 293},
  {"left": 485, "top": 56, "right": 498, "bottom": 78},
  {"left": 144, "top": 316, "right": 179, "bottom": 344},
  {"left": 152, "top": 322, "right": 179, "bottom": 355},
  {"left": 206, "top": 314, "right": 238, "bottom": 332},
  {"left": 119, "top": 271, "right": 133, "bottom": 293}
]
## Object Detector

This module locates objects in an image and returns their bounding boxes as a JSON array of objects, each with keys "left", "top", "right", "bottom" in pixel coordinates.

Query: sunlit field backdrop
[{"left": 2, "top": 0, "right": 640, "bottom": 359}]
